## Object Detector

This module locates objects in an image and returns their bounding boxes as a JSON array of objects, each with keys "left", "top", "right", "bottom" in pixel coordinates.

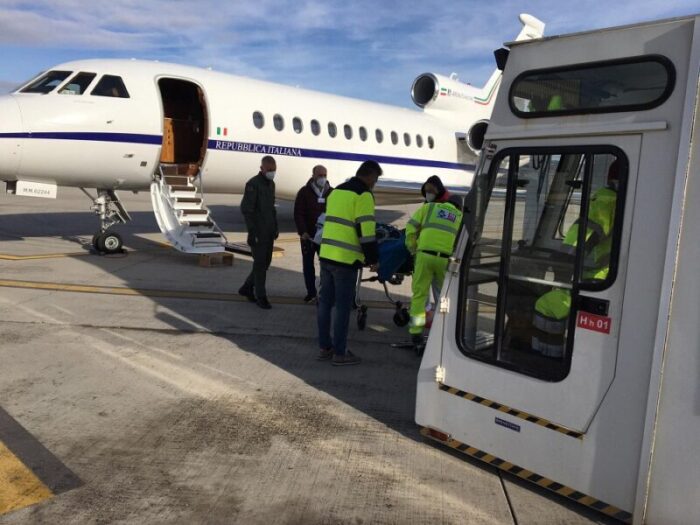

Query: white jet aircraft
[{"left": 0, "top": 14, "right": 543, "bottom": 254}]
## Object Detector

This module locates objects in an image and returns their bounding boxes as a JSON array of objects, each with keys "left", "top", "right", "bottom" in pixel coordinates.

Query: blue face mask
[
  {"left": 265, "top": 170, "right": 276, "bottom": 181},
  {"left": 425, "top": 192, "right": 437, "bottom": 202}
]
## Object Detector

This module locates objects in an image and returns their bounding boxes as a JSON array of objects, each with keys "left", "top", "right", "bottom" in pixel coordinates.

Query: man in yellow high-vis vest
[
  {"left": 317, "top": 160, "right": 382, "bottom": 366},
  {"left": 405, "top": 194, "right": 463, "bottom": 347}
]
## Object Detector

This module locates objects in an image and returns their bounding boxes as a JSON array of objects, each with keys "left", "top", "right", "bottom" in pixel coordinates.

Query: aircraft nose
[{"left": 0, "top": 95, "right": 22, "bottom": 180}]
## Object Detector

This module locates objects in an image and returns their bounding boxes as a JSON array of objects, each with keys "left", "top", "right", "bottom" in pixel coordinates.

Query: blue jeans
[{"left": 317, "top": 261, "right": 358, "bottom": 356}]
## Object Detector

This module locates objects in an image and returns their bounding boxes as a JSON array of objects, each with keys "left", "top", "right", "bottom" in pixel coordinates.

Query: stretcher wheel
[
  {"left": 393, "top": 307, "right": 410, "bottom": 327},
  {"left": 357, "top": 305, "right": 368, "bottom": 330}
]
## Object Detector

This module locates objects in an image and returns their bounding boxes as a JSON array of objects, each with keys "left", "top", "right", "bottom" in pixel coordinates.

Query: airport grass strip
[
  {"left": 0, "top": 278, "right": 396, "bottom": 309},
  {"left": 420, "top": 427, "right": 633, "bottom": 523},
  {"left": 438, "top": 383, "right": 584, "bottom": 439}
]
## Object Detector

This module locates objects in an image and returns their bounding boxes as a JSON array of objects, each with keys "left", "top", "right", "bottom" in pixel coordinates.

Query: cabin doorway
[{"left": 158, "top": 78, "right": 208, "bottom": 174}]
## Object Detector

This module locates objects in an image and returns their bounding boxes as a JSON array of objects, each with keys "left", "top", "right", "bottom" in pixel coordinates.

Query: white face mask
[
  {"left": 265, "top": 170, "right": 276, "bottom": 181},
  {"left": 425, "top": 192, "right": 436, "bottom": 202},
  {"left": 315, "top": 176, "right": 327, "bottom": 188}
]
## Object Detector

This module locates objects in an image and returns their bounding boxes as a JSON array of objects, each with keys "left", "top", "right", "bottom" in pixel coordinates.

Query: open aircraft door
[{"left": 417, "top": 135, "right": 642, "bottom": 521}]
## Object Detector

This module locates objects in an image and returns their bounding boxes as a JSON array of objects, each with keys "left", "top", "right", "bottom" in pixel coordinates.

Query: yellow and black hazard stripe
[
  {"left": 420, "top": 427, "right": 633, "bottom": 523},
  {"left": 438, "top": 383, "right": 584, "bottom": 439}
]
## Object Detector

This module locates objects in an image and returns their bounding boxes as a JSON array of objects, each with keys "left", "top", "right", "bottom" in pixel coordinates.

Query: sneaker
[
  {"left": 332, "top": 351, "right": 361, "bottom": 366},
  {"left": 316, "top": 348, "right": 333, "bottom": 361},
  {"left": 303, "top": 294, "right": 317, "bottom": 304},
  {"left": 238, "top": 285, "right": 256, "bottom": 303},
  {"left": 256, "top": 297, "right": 272, "bottom": 310}
]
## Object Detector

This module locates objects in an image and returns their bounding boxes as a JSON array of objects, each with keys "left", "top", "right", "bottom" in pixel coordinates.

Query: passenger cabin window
[
  {"left": 253, "top": 111, "right": 265, "bottom": 129},
  {"left": 359, "top": 127, "right": 368, "bottom": 142},
  {"left": 416, "top": 134, "right": 423, "bottom": 148},
  {"left": 58, "top": 72, "right": 97, "bottom": 95},
  {"left": 344, "top": 124, "right": 353, "bottom": 140},
  {"left": 510, "top": 55, "right": 675, "bottom": 117},
  {"left": 403, "top": 133, "right": 411, "bottom": 147},
  {"left": 390, "top": 131, "right": 398, "bottom": 145},
  {"left": 428, "top": 136, "right": 435, "bottom": 149},
  {"left": 273, "top": 114, "right": 284, "bottom": 131},
  {"left": 311, "top": 119, "right": 321, "bottom": 135},
  {"left": 375, "top": 129, "right": 384, "bottom": 143},
  {"left": 91, "top": 75, "right": 130, "bottom": 98},
  {"left": 293, "top": 117, "right": 303, "bottom": 134},
  {"left": 328, "top": 122, "right": 337, "bottom": 138},
  {"left": 21, "top": 70, "right": 72, "bottom": 94},
  {"left": 458, "top": 148, "right": 627, "bottom": 381}
]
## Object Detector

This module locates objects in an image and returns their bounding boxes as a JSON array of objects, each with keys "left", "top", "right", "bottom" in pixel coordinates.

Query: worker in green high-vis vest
[
  {"left": 532, "top": 160, "right": 620, "bottom": 357},
  {"left": 405, "top": 194, "right": 463, "bottom": 348}
]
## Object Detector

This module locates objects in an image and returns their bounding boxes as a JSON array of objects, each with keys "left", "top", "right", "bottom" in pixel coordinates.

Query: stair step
[
  {"left": 169, "top": 185, "right": 196, "bottom": 193},
  {"left": 172, "top": 201, "right": 204, "bottom": 210},
  {"left": 183, "top": 219, "right": 214, "bottom": 226},
  {"left": 179, "top": 209, "right": 209, "bottom": 215},
  {"left": 194, "top": 232, "right": 222, "bottom": 239},
  {"left": 175, "top": 197, "right": 203, "bottom": 204},
  {"left": 164, "top": 176, "right": 191, "bottom": 186}
]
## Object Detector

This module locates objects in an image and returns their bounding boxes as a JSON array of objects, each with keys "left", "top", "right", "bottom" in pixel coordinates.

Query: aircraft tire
[{"left": 97, "top": 231, "right": 123, "bottom": 254}]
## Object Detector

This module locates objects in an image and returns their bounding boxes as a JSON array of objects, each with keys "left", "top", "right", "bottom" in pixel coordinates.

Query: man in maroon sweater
[{"left": 294, "top": 165, "right": 332, "bottom": 302}]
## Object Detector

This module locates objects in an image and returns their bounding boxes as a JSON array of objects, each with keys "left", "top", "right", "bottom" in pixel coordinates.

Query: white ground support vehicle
[{"left": 416, "top": 14, "right": 700, "bottom": 524}]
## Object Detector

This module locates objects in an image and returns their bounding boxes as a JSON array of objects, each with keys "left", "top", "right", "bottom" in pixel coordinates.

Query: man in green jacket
[{"left": 239, "top": 155, "right": 279, "bottom": 309}]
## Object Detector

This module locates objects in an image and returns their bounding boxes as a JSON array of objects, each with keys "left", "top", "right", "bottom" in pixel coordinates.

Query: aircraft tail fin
[
  {"left": 514, "top": 14, "right": 546, "bottom": 42},
  {"left": 474, "top": 14, "right": 545, "bottom": 106}
]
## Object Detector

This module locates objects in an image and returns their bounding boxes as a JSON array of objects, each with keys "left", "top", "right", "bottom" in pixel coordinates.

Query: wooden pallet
[{"left": 198, "top": 252, "right": 234, "bottom": 267}]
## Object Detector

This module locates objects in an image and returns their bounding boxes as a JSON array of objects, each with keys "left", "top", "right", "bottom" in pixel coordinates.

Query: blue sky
[{"left": 0, "top": 1, "right": 697, "bottom": 107}]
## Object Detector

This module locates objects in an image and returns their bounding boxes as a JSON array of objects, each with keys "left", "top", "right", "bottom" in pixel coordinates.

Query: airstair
[{"left": 150, "top": 163, "right": 227, "bottom": 253}]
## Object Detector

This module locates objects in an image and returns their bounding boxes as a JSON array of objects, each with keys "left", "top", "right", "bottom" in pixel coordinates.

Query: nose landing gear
[{"left": 81, "top": 188, "right": 130, "bottom": 254}]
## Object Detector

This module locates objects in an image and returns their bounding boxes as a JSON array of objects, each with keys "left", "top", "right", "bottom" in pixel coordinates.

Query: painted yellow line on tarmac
[
  {"left": 0, "top": 441, "right": 53, "bottom": 514},
  {"left": 0, "top": 279, "right": 397, "bottom": 309},
  {"left": 0, "top": 252, "right": 90, "bottom": 261}
]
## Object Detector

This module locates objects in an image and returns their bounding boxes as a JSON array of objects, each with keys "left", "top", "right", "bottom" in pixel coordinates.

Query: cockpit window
[
  {"left": 20, "top": 70, "right": 72, "bottom": 94},
  {"left": 91, "top": 75, "right": 130, "bottom": 98},
  {"left": 59, "top": 72, "right": 97, "bottom": 95}
]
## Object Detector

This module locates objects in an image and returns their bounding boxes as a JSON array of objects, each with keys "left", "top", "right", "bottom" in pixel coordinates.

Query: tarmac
[{"left": 0, "top": 188, "right": 615, "bottom": 524}]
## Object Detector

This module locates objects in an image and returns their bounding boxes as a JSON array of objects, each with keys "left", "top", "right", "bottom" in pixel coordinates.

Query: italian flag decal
[
  {"left": 440, "top": 87, "right": 448, "bottom": 96},
  {"left": 216, "top": 127, "right": 228, "bottom": 136}
]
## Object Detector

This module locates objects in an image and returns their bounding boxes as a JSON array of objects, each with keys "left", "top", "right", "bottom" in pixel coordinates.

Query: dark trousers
[
  {"left": 243, "top": 238, "right": 274, "bottom": 299},
  {"left": 317, "top": 261, "right": 358, "bottom": 356},
  {"left": 301, "top": 239, "right": 319, "bottom": 296}
]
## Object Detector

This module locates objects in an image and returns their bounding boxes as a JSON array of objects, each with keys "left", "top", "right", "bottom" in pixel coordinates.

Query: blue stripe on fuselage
[
  {"left": 208, "top": 139, "right": 472, "bottom": 171},
  {"left": 0, "top": 132, "right": 472, "bottom": 171},
  {"left": 0, "top": 131, "right": 163, "bottom": 144}
]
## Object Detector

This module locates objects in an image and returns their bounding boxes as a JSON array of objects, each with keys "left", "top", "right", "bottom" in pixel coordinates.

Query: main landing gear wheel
[
  {"left": 357, "top": 305, "right": 368, "bottom": 330},
  {"left": 95, "top": 231, "right": 123, "bottom": 254}
]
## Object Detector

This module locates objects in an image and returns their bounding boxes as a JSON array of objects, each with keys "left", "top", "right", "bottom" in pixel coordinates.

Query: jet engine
[
  {"left": 466, "top": 119, "right": 489, "bottom": 153},
  {"left": 411, "top": 72, "right": 482, "bottom": 112}
]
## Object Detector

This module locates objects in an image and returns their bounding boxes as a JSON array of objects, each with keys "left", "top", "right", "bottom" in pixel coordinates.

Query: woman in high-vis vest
[{"left": 317, "top": 161, "right": 382, "bottom": 366}]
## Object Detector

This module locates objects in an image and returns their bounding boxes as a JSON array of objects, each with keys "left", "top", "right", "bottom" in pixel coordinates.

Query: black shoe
[
  {"left": 256, "top": 297, "right": 272, "bottom": 310},
  {"left": 303, "top": 293, "right": 317, "bottom": 304},
  {"left": 238, "top": 285, "right": 256, "bottom": 302},
  {"left": 411, "top": 334, "right": 423, "bottom": 345}
]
